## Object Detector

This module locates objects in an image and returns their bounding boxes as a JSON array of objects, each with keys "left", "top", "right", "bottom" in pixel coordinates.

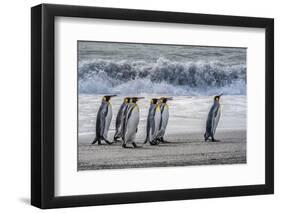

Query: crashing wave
[{"left": 78, "top": 57, "right": 246, "bottom": 95}]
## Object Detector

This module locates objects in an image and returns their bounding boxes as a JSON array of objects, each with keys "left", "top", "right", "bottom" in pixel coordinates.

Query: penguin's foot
[
  {"left": 149, "top": 140, "right": 158, "bottom": 145},
  {"left": 211, "top": 139, "right": 220, "bottom": 142},
  {"left": 114, "top": 138, "right": 122, "bottom": 143},
  {"left": 91, "top": 137, "right": 99, "bottom": 145},
  {"left": 204, "top": 136, "right": 211, "bottom": 142},
  {"left": 104, "top": 140, "right": 113, "bottom": 145},
  {"left": 100, "top": 136, "right": 112, "bottom": 145},
  {"left": 122, "top": 144, "right": 130, "bottom": 148},
  {"left": 113, "top": 136, "right": 121, "bottom": 142},
  {"left": 132, "top": 142, "right": 142, "bottom": 148},
  {"left": 161, "top": 138, "right": 171, "bottom": 143},
  {"left": 155, "top": 138, "right": 161, "bottom": 145},
  {"left": 204, "top": 133, "right": 210, "bottom": 142}
]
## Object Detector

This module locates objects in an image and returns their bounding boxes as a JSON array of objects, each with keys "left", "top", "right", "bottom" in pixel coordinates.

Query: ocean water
[{"left": 78, "top": 41, "right": 246, "bottom": 96}]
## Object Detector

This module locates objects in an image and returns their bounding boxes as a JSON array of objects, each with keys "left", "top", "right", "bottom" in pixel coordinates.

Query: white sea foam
[{"left": 78, "top": 58, "right": 246, "bottom": 96}]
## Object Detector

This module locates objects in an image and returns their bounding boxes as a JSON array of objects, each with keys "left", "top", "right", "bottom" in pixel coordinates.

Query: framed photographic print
[{"left": 31, "top": 4, "right": 274, "bottom": 209}]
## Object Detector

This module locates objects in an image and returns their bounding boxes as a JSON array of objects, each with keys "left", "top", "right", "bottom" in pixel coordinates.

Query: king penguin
[
  {"left": 91, "top": 95, "right": 116, "bottom": 145},
  {"left": 144, "top": 98, "right": 161, "bottom": 145},
  {"left": 122, "top": 97, "right": 144, "bottom": 148},
  {"left": 114, "top": 97, "right": 131, "bottom": 142},
  {"left": 204, "top": 94, "right": 223, "bottom": 142},
  {"left": 156, "top": 97, "right": 172, "bottom": 144}
]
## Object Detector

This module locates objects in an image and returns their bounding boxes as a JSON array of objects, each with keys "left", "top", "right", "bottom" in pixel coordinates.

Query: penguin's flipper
[
  {"left": 99, "top": 110, "right": 107, "bottom": 138},
  {"left": 115, "top": 104, "right": 124, "bottom": 130},
  {"left": 151, "top": 115, "right": 155, "bottom": 135},
  {"left": 145, "top": 113, "right": 151, "bottom": 142},
  {"left": 122, "top": 106, "right": 133, "bottom": 140},
  {"left": 211, "top": 104, "right": 221, "bottom": 136},
  {"left": 214, "top": 104, "right": 220, "bottom": 117}
]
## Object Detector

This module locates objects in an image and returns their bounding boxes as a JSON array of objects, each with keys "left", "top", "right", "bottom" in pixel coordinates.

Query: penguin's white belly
[
  {"left": 159, "top": 106, "right": 169, "bottom": 137},
  {"left": 125, "top": 108, "right": 139, "bottom": 143},
  {"left": 151, "top": 109, "right": 161, "bottom": 141},
  {"left": 103, "top": 105, "right": 112, "bottom": 139},
  {"left": 212, "top": 106, "right": 221, "bottom": 135}
]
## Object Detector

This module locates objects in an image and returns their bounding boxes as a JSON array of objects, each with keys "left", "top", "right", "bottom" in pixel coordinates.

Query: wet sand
[{"left": 78, "top": 130, "right": 246, "bottom": 170}]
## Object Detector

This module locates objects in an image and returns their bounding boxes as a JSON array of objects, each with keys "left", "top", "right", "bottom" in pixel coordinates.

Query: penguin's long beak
[
  {"left": 137, "top": 97, "right": 145, "bottom": 99},
  {"left": 109, "top": 95, "right": 117, "bottom": 98},
  {"left": 167, "top": 97, "right": 173, "bottom": 100},
  {"left": 218, "top": 93, "right": 223, "bottom": 97}
]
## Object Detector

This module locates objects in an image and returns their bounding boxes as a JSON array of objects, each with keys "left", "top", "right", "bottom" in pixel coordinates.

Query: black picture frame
[{"left": 31, "top": 3, "right": 274, "bottom": 209}]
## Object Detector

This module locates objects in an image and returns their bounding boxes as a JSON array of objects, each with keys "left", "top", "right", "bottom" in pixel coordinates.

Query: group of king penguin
[{"left": 91, "top": 93, "right": 223, "bottom": 148}]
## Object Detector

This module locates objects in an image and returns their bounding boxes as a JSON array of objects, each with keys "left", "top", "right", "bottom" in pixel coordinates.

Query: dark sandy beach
[{"left": 78, "top": 130, "right": 246, "bottom": 170}]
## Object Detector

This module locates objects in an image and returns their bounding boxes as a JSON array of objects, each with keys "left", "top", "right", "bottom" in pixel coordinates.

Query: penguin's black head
[
  {"left": 103, "top": 95, "right": 117, "bottom": 102},
  {"left": 160, "top": 97, "right": 173, "bottom": 103},
  {"left": 214, "top": 96, "right": 220, "bottom": 101},
  {"left": 214, "top": 93, "right": 223, "bottom": 102},
  {"left": 151, "top": 98, "right": 158, "bottom": 104},
  {"left": 124, "top": 97, "right": 131, "bottom": 103},
  {"left": 131, "top": 97, "right": 144, "bottom": 103}
]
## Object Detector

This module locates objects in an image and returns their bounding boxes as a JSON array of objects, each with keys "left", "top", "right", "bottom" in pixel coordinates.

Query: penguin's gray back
[
  {"left": 115, "top": 102, "right": 126, "bottom": 131},
  {"left": 96, "top": 101, "right": 112, "bottom": 139},
  {"left": 146, "top": 104, "right": 157, "bottom": 141},
  {"left": 206, "top": 102, "right": 221, "bottom": 135},
  {"left": 96, "top": 102, "right": 108, "bottom": 138},
  {"left": 121, "top": 103, "right": 133, "bottom": 140}
]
